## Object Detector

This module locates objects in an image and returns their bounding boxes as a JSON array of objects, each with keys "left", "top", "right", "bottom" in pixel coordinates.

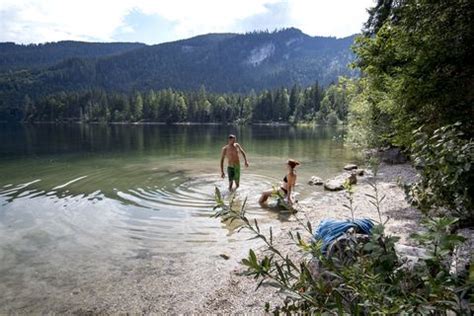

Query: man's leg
[
  {"left": 227, "top": 166, "right": 235, "bottom": 191},
  {"left": 234, "top": 165, "right": 240, "bottom": 190}
]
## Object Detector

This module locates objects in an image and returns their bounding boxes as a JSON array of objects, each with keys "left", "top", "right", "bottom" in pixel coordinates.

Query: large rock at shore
[
  {"left": 308, "top": 176, "right": 324, "bottom": 185},
  {"left": 364, "top": 147, "right": 408, "bottom": 164},
  {"left": 355, "top": 169, "right": 365, "bottom": 176},
  {"left": 450, "top": 228, "right": 474, "bottom": 277},
  {"left": 324, "top": 172, "right": 357, "bottom": 191},
  {"left": 343, "top": 164, "right": 358, "bottom": 171},
  {"left": 395, "top": 244, "right": 429, "bottom": 270},
  {"left": 381, "top": 148, "right": 408, "bottom": 164},
  {"left": 324, "top": 179, "right": 345, "bottom": 191}
]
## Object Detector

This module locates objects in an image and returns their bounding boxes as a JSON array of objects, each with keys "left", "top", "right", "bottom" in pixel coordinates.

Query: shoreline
[
  {"left": 0, "top": 121, "right": 347, "bottom": 127},
  {"left": 195, "top": 162, "right": 422, "bottom": 314}
]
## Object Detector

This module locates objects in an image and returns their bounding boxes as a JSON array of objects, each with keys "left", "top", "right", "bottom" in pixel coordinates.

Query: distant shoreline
[
  {"left": 0, "top": 121, "right": 347, "bottom": 127},
  {"left": 0, "top": 121, "right": 292, "bottom": 127}
]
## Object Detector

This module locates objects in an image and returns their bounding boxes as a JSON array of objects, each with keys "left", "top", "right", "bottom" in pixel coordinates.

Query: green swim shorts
[{"left": 227, "top": 164, "right": 241, "bottom": 182}]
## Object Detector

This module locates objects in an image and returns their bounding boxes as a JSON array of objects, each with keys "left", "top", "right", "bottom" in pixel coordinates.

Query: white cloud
[
  {"left": 288, "top": 0, "right": 374, "bottom": 37},
  {"left": 134, "top": 0, "right": 281, "bottom": 40},
  {"left": 0, "top": 0, "right": 374, "bottom": 44},
  {"left": 0, "top": 0, "right": 135, "bottom": 42}
]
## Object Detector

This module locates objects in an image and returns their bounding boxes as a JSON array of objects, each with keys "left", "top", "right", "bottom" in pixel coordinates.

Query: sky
[{"left": 0, "top": 0, "right": 375, "bottom": 45}]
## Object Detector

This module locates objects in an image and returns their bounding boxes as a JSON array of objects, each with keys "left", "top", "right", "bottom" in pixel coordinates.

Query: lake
[{"left": 0, "top": 123, "right": 358, "bottom": 312}]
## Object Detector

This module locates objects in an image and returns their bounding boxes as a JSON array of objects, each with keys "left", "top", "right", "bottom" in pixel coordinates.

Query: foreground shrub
[
  {"left": 406, "top": 122, "right": 474, "bottom": 226},
  {"left": 213, "top": 183, "right": 471, "bottom": 314}
]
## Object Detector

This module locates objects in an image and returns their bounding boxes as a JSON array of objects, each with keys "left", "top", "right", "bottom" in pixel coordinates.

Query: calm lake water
[{"left": 0, "top": 123, "right": 358, "bottom": 312}]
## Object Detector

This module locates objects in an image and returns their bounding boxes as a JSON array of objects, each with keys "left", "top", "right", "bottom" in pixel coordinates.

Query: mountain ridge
[
  {"left": 0, "top": 28, "right": 358, "bottom": 109},
  {"left": 0, "top": 41, "right": 147, "bottom": 72}
]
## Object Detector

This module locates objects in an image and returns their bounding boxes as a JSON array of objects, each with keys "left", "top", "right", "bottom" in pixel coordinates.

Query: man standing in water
[{"left": 220, "top": 134, "right": 249, "bottom": 191}]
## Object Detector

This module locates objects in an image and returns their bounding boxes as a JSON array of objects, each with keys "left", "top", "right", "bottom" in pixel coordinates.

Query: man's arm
[
  {"left": 236, "top": 143, "right": 249, "bottom": 167},
  {"left": 220, "top": 147, "right": 226, "bottom": 178}
]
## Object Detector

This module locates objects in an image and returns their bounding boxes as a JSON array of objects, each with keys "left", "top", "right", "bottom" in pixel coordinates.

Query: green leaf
[{"left": 249, "top": 249, "right": 257, "bottom": 266}]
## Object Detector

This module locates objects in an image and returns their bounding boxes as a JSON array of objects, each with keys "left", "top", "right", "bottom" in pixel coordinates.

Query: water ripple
[
  {"left": 0, "top": 171, "right": 279, "bottom": 254},
  {"left": 52, "top": 176, "right": 88, "bottom": 190}
]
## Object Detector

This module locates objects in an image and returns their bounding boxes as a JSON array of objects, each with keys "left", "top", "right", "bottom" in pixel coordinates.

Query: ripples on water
[
  {"left": 0, "top": 170, "right": 279, "bottom": 255},
  {"left": 0, "top": 167, "right": 280, "bottom": 312}
]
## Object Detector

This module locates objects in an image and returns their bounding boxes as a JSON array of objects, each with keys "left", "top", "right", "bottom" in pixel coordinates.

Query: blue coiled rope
[{"left": 313, "top": 218, "right": 374, "bottom": 253}]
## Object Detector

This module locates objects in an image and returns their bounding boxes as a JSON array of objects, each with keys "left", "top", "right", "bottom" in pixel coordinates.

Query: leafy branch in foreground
[
  {"left": 212, "top": 182, "right": 471, "bottom": 314},
  {"left": 366, "top": 157, "right": 386, "bottom": 224}
]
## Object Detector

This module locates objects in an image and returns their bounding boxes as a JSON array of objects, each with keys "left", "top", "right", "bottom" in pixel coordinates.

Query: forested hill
[
  {"left": 0, "top": 29, "right": 356, "bottom": 103},
  {"left": 0, "top": 41, "right": 146, "bottom": 72},
  {"left": 95, "top": 28, "right": 357, "bottom": 92}
]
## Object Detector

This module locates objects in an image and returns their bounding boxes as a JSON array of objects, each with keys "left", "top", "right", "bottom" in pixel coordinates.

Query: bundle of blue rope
[{"left": 313, "top": 218, "right": 374, "bottom": 253}]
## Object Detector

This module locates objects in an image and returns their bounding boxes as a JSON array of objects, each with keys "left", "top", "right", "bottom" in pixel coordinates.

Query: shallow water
[{"left": 0, "top": 123, "right": 358, "bottom": 312}]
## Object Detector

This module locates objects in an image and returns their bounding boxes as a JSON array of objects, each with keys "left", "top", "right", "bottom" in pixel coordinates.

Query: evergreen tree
[
  {"left": 131, "top": 92, "right": 143, "bottom": 121},
  {"left": 22, "top": 95, "right": 35, "bottom": 122},
  {"left": 288, "top": 85, "right": 300, "bottom": 117}
]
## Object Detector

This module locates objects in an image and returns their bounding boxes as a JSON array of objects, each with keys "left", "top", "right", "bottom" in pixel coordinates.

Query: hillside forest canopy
[
  {"left": 0, "top": 28, "right": 357, "bottom": 123},
  {"left": 10, "top": 82, "right": 351, "bottom": 125}
]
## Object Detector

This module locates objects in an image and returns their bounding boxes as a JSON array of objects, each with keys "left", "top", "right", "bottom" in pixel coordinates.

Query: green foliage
[
  {"left": 212, "top": 180, "right": 471, "bottom": 314},
  {"left": 347, "top": 0, "right": 473, "bottom": 234},
  {"left": 320, "top": 78, "right": 353, "bottom": 123},
  {"left": 131, "top": 92, "right": 143, "bottom": 121},
  {"left": 350, "top": 0, "right": 474, "bottom": 148},
  {"left": 345, "top": 77, "right": 395, "bottom": 147},
  {"left": 342, "top": 180, "right": 356, "bottom": 221},
  {"left": 405, "top": 123, "right": 474, "bottom": 225},
  {"left": 326, "top": 111, "right": 339, "bottom": 125},
  {"left": 412, "top": 217, "right": 466, "bottom": 258},
  {"left": 365, "top": 157, "right": 386, "bottom": 224},
  {"left": 1, "top": 80, "right": 354, "bottom": 124}
]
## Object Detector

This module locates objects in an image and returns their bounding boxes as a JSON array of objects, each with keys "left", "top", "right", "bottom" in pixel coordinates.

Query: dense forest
[
  {"left": 345, "top": 0, "right": 473, "bottom": 224},
  {"left": 346, "top": 0, "right": 473, "bottom": 148},
  {"left": 0, "top": 28, "right": 357, "bottom": 120},
  {"left": 15, "top": 81, "right": 350, "bottom": 125}
]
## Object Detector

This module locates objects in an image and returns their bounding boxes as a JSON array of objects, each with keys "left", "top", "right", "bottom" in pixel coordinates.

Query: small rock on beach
[
  {"left": 308, "top": 176, "right": 324, "bottom": 185},
  {"left": 324, "top": 173, "right": 357, "bottom": 191}
]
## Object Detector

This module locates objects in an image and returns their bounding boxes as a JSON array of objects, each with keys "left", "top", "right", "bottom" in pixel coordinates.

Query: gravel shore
[{"left": 197, "top": 163, "right": 422, "bottom": 314}]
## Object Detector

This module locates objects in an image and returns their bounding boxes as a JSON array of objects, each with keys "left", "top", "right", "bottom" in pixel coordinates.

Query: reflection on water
[
  {"left": 0, "top": 123, "right": 359, "bottom": 312},
  {"left": 1, "top": 123, "right": 349, "bottom": 159}
]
